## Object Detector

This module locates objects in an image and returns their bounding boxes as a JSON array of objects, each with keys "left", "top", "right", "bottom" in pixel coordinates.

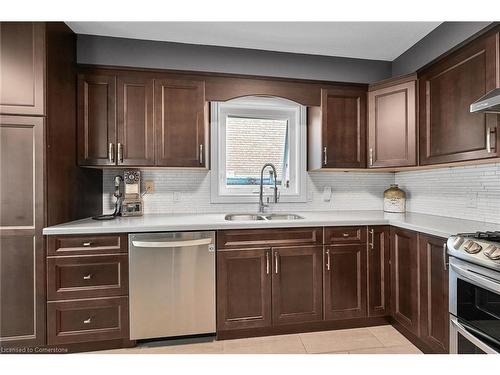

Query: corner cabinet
[
  {"left": 308, "top": 87, "right": 367, "bottom": 169},
  {"left": 77, "top": 70, "right": 207, "bottom": 168},
  {"left": 368, "top": 77, "right": 417, "bottom": 168},
  {"left": 419, "top": 31, "right": 500, "bottom": 165}
]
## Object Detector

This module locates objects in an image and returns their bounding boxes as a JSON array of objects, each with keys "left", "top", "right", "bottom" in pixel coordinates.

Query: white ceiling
[{"left": 67, "top": 22, "right": 441, "bottom": 61}]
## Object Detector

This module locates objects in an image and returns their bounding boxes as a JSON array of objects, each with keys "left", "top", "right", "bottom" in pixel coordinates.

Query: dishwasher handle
[{"left": 132, "top": 238, "right": 213, "bottom": 248}]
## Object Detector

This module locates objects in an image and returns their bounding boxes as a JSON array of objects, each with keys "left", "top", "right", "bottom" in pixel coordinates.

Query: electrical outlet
[
  {"left": 467, "top": 192, "right": 478, "bottom": 208},
  {"left": 144, "top": 180, "right": 154, "bottom": 193},
  {"left": 173, "top": 191, "right": 182, "bottom": 202}
]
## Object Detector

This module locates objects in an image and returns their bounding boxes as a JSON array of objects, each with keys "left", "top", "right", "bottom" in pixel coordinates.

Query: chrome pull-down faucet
[{"left": 258, "top": 163, "right": 279, "bottom": 213}]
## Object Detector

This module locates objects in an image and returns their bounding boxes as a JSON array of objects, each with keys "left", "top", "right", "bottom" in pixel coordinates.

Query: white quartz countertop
[{"left": 42, "top": 210, "right": 500, "bottom": 239}]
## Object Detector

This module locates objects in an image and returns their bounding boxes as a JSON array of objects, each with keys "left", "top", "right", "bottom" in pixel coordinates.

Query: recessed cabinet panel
[
  {"left": 419, "top": 234, "right": 449, "bottom": 353},
  {"left": 154, "top": 79, "right": 206, "bottom": 167},
  {"left": 324, "top": 245, "right": 367, "bottom": 320},
  {"left": 216, "top": 249, "right": 272, "bottom": 331},
  {"left": 419, "top": 32, "right": 500, "bottom": 165},
  {"left": 117, "top": 76, "right": 154, "bottom": 166},
  {"left": 77, "top": 73, "right": 116, "bottom": 166},
  {"left": 0, "top": 22, "right": 45, "bottom": 115},
  {"left": 322, "top": 88, "right": 367, "bottom": 168},
  {"left": 391, "top": 227, "right": 420, "bottom": 335},
  {"left": 272, "top": 246, "right": 323, "bottom": 325},
  {"left": 368, "top": 226, "right": 391, "bottom": 317},
  {"left": 368, "top": 80, "right": 417, "bottom": 168}
]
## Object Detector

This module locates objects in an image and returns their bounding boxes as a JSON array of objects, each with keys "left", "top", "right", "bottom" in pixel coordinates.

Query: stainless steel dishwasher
[{"left": 128, "top": 231, "right": 216, "bottom": 340}]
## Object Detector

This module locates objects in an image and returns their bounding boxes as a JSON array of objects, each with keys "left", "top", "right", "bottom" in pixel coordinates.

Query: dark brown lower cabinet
[
  {"left": 419, "top": 234, "right": 449, "bottom": 353},
  {"left": 390, "top": 227, "right": 420, "bottom": 335},
  {"left": 216, "top": 248, "right": 272, "bottom": 331},
  {"left": 272, "top": 246, "right": 323, "bottom": 325},
  {"left": 324, "top": 244, "right": 367, "bottom": 320},
  {"left": 368, "top": 226, "right": 391, "bottom": 317}
]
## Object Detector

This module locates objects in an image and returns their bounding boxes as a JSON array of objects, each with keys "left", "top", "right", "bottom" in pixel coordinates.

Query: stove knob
[
  {"left": 484, "top": 246, "right": 500, "bottom": 260},
  {"left": 452, "top": 236, "right": 464, "bottom": 248},
  {"left": 490, "top": 248, "right": 500, "bottom": 261},
  {"left": 464, "top": 241, "right": 482, "bottom": 254}
]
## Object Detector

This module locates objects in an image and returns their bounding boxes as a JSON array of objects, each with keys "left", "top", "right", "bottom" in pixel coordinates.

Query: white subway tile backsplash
[
  {"left": 395, "top": 163, "right": 500, "bottom": 224},
  {"left": 102, "top": 163, "right": 500, "bottom": 224},
  {"left": 103, "top": 169, "right": 394, "bottom": 215}
]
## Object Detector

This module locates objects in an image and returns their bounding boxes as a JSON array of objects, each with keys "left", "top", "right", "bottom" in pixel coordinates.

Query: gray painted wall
[
  {"left": 77, "top": 34, "right": 392, "bottom": 83},
  {"left": 391, "top": 22, "right": 494, "bottom": 76}
]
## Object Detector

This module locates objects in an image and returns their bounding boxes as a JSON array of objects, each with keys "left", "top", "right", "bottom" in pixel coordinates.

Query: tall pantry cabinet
[{"left": 0, "top": 22, "right": 101, "bottom": 349}]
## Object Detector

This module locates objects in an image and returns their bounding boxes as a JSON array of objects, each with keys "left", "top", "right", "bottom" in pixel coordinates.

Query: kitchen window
[{"left": 210, "top": 96, "right": 307, "bottom": 203}]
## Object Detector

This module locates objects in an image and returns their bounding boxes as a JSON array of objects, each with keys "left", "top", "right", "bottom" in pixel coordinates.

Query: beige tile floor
[{"left": 94, "top": 324, "right": 422, "bottom": 354}]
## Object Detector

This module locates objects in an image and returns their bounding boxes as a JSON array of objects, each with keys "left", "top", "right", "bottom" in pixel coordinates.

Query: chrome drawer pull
[
  {"left": 323, "top": 146, "right": 327, "bottom": 165},
  {"left": 369, "top": 229, "right": 374, "bottom": 249},
  {"left": 342, "top": 233, "right": 350, "bottom": 237},
  {"left": 83, "top": 274, "right": 92, "bottom": 280},
  {"left": 83, "top": 317, "right": 92, "bottom": 324},
  {"left": 82, "top": 242, "right": 92, "bottom": 247},
  {"left": 326, "top": 249, "right": 331, "bottom": 271},
  {"left": 266, "top": 252, "right": 270, "bottom": 275}
]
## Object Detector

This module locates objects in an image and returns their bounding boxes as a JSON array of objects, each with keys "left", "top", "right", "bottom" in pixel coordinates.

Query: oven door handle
[
  {"left": 450, "top": 316, "right": 498, "bottom": 354},
  {"left": 450, "top": 262, "right": 500, "bottom": 294}
]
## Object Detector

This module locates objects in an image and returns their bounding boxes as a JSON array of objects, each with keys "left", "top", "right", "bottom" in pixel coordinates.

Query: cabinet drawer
[
  {"left": 47, "top": 234, "right": 128, "bottom": 256},
  {"left": 47, "top": 255, "right": 128, "bottom": 300},
  {"left": 47, "top": 297, "right": 129, "bottom": 345},
  {"left": 325, "top": 226, "right": 366, "bottom": 244},
  {"left": 217, "top": 227, "right": 323, "bottom": 250}
]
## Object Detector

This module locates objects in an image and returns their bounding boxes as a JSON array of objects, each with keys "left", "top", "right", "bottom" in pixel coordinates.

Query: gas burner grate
[{"left": 458, "top": 231, "right": 500, "bottom": 242}]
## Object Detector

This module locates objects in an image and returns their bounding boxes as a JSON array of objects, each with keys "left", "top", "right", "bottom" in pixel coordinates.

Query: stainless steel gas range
[{"left": 447, "top": 232, "right": 500, "bottom": 354}]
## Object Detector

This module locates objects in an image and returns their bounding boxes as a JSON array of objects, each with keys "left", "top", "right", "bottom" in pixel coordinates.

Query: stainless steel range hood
[{"left": 470, "top": 88, "right": 500, "bottom": 113}]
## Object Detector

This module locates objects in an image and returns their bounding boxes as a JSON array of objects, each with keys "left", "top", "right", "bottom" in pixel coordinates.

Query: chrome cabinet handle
[
  {"left": 83, "top": 317, "right": 92, "bottom": 324},
  {"left": 342, "top": 233, "right": 349, "bottom": 237},
  {"left": 369, "top": 148, "right": 373, "bottom": 166},
  {"left": 108, "top": 143, "right": 115, "bottom": 163},
  {"left": 82, "top": 242, "right": 92, "bottom": 247},
  {"left": 117, "top": 142, "right": 123, "bottom": 163},
  {"left": 274, "top": 251, "right": 279, "bottom": 274},
  {"left": 369, "top": 229, "right": 375, "bottom": 249},
  {"left": 443, "top": 243, "right": 448, "bottom": 271},
  {"left": 486, "top": 127, "right": 492, "bottom": 153},
  {"left": 83, "top": 274, "right": 92, "bottom": 280},
  {"left": 323, "top": 146, "right": 327, "bottom": 166},
  {"left": 199, "top": 144, "right": 204, "bottom": 165},
  {"left": 266, "top": 251, "right": 270, "bottom": 275},
  {"left": 326, "top": 249, "right": 331, "bottom": 271}
]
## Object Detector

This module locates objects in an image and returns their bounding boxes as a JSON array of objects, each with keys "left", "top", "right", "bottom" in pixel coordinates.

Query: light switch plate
[
  {"left": 323, "top": 186, "right": 332, "bottom": 202},
  {"left": 144, "top": 180, "right": 154, "bottom": 193},
  {"left": 466, "top": 192, "right": 478, "bottom": 208}
]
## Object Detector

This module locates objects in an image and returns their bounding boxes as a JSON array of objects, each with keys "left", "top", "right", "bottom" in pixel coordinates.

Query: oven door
[{"left": 449, "top": 257, "right": 500, "bottom": 354}]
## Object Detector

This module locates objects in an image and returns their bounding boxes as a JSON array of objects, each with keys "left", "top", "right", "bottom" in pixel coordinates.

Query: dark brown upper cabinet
[
  {"left": 419, "top": 31, "right": 500, "bottom": 165},
  {"left": 308, "top": 87, "right": 367, "bottom": 169},
  {"left": 117, "top": 75, "right": 155, "bottom": 166},
  {"left": 368, "top": 76, "right": 417, "bottom": 168},
  {"left": 77, "top": 73, "right": 117, "bottom": 166},
  {"left": 271, "top": 246, "right": 323, "bottom": 326},
  {"left": 154, "top": 78, "right": 207, "bottom": 167},
  {"left": 419, "top": 234, "right": 449, "bottom": 353},
  {"left": 324, "top": 244, "right": 367, "bottom": 320},
  {"left": 390, "top": 227, "right": 420, "bottom": 335},
  {"left": 0, "top": 22, "right": 45, "bottom": 116},
  {"left": 367, "top": 226, "right": 391, "bottom": 317}
]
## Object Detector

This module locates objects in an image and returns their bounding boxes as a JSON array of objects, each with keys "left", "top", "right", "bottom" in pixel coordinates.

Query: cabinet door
[
  {"left": 154, "top": 78, "right": 206, "bottom": 167},
  {"left": 324, "top": 244, "right": 367, "bottom": 320},
  {"left": 419, "top": 32, "right": 500, "bottom": 165},
  {"left": 321, "top": 88, "right": 366, "bottom": 168},
  {"left": 0, "top": 22, "right": 45, "bottom": 115},
  {"left": 116, "top": 75, "right": 154, "bottom": 166},
  {"left": 0, "top": 116, "right": 45, "bottom": 348},
  {"left": 368, "top": 80, "right": 417, "bottom": 168},
  {"left": 77, "top": 73, "right": 116, "bottom": 166},
  {"left": 368, "top": 226, "right": 391, "bottom": 317},
  {"left": 217, "top": 249, "right": 272, "bottom": 331},
  {"left": 391, "top": 227, "right": 420, "bottom": 335},
  {"left": 272, "top": 246, "right": 323, "bottom": 325},
  {"left": 419, "top": 234, "right": 449, "bottom": 353}
]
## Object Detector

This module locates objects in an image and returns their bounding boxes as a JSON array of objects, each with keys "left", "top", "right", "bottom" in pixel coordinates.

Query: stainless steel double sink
[{"left": 225, "top": 213, "right": 303, "bottom": 221}]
